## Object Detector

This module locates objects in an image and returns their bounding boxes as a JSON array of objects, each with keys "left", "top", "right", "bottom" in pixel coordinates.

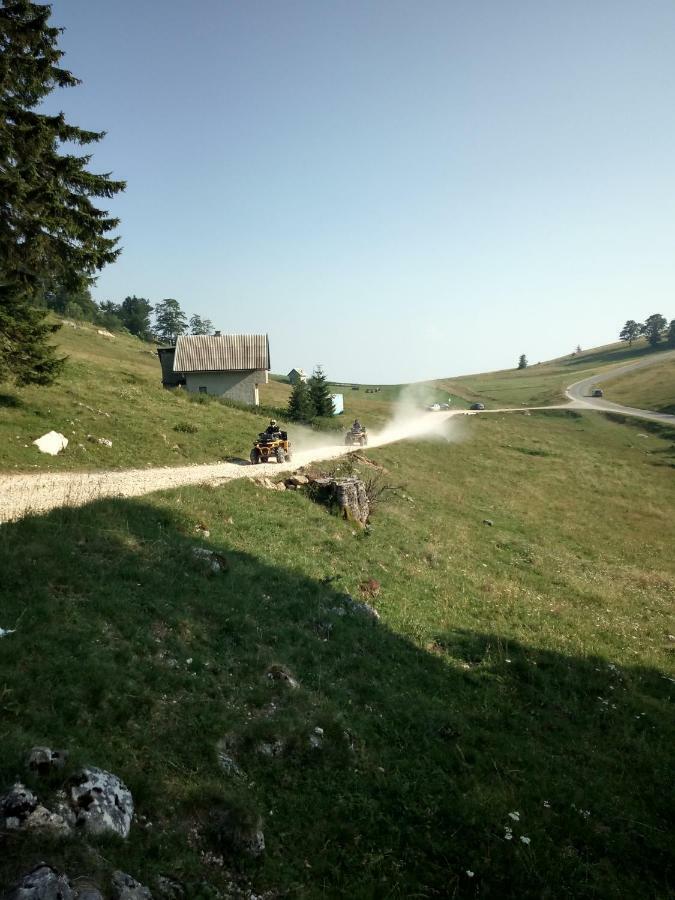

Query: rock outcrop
[{"left": 68, "top": 767, "right": 134, "bottom": 838}]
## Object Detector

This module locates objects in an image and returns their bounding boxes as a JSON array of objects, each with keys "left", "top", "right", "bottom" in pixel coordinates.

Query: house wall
[
  {"left": 157, "top": 347, "right": 185, "bottom": 388},
  {"left": 184, "top": 369, "right": 268, "bottom": 405}
]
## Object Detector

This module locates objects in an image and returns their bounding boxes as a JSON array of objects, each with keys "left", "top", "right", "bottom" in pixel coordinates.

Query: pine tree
[
  {"left": 0, "top": 1, "right": 125, "bottom": 385},
  {"left": 517, "top": 354, "right": 528, "bottom": 370},
  {"left": 154, "top": 299, "right": 187, "bottom": 344},
  {"left": 0, "top": 283, "right": 63, "bottom": 385},
  {"left": 120, "top": 296, "right": 153, "bottom": 340},
  {"left": 308, "top": 366, "right": 335, "bottom": 417},
  {"left": 287, "top": 379, "right": 316, "bottom": 422}
]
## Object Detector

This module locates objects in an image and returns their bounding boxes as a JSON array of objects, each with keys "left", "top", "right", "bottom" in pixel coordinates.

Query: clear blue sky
[{"left": 47, "top": 0, "right": 675, "bottom": 382}]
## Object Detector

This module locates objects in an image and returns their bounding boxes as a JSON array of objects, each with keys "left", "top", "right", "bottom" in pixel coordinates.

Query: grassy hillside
[
  {"left": 601, "top": 351, "right": 675, "bottom": 414},
  {"left": 1, "top": 410, "right": 673, "bottom": 897},
  {"left": 0, "top": 323, "right": 668, "bottom": 475},
  {"left": 0, "top": 322, "right": 293, "bottom": 473},
  {"left": 435, "top": 339, "right": 664, "bottom": 407}
]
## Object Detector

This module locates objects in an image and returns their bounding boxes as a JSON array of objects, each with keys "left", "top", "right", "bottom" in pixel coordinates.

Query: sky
[{"left": 46, "top": 0, "right": 675, "bottom": 383}]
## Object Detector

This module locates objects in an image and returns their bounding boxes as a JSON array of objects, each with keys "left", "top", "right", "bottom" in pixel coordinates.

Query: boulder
[
  {"left": 336, "top": 595, "right": 380, "bottom": 621},
  {"left": 266, "top": 664, "right": 299, "bottom": 689},
  {"left": 71, "top": 877, "right": 104, "bottom": 900},
  {"left": 23, "top": 804, "right": 72, "bottom": 836},
  {"left": 26, "top": 746, "right": 68, "bottom": 775},
  {"left": 110, "top": 872, "right": 153, "bottom": 900},
  {"left": 192, "top": 547, "right": 228, "bottom": 574},
  {"left": 1, "top": 782, "right": 38, "bottom": 822},
  {"left": 68, "top": 767, "right": 133, "bottom": 838},
  {"left": 4, "top": 865, "right": 74, "bottom": 900},
  {"left": 32, "top": 431, "right": 68, "bottom": 456},
  {"left": 96, "top": 329, "right": 114, "bottom": 339},
  {"left": 285, "top": 474, "right": 309, "bottom": 487}
]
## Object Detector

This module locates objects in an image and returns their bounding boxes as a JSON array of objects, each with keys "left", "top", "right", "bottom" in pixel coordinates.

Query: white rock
[
  {"left": 32, "top": 431, "right": 68, "bottom": 455},
  {"left": 97, "top": 329, "right": 115, "bottom": 339},
  {"left": 69, "top": 767, "right": 133, "bottom": 838}
]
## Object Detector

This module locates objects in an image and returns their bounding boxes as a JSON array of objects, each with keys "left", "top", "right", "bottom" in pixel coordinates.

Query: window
[{"left": 199, "top": 386, "right": 207, "bottom": 394}]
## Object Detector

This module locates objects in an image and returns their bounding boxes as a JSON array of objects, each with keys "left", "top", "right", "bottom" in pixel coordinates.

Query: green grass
[
  {"left": 601, "top": 351, "right": 675, "bottom": 414},
  {"left": 1, "top": 411, "right": 673, "bottom": 897},
  {"left": 0, "top": 322, "right": 292, "bottom": 473},
  {"left": 434, "top": 339, "right": 665, "bottom": 407},
  {"left": 2, "top": 323, "right": 668, "bottom": 474}
]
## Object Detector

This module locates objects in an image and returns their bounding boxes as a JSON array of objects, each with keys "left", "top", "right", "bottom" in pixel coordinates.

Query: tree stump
[{"left": 310, "top": 477, "right": 370, "bottom": 525}]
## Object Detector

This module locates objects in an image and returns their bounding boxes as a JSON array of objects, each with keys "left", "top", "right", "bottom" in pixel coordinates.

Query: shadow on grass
[
  {"left": 564, "top": 344, "right": 666, "bottom": 368},
  {"left": 0, "top": 499, "right": 672, "bottom": 899},
  {"left": 0, "top": 393, "right": 21, "bottom": 409}
]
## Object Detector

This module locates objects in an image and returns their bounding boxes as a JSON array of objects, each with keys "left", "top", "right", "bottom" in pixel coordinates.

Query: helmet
[{"left": 270, "top": 420, "right": 277, "bottom": 426}]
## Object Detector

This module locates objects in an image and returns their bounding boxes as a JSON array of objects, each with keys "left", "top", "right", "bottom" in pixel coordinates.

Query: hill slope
[
  {"left": 1, "top": 410, "right": 673, "bottom": 897},
  {"left": 601, "top": 351, "right": 675, "bottom": 414},
  {"left": 435, "top": 339, "right": 666, "bottom": 407},
  {"left": 1, "top": 324, "right": 669, "bottom": 476}
]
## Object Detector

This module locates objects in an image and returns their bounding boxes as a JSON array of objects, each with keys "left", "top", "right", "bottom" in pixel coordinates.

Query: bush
[{"left": 174, "top": 422, "right": 198, "bottom": 434}]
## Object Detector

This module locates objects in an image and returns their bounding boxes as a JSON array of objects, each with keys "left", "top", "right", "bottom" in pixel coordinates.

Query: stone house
[
  {"left": 287, "top": 368, "right": 308, "bottom": 385},
  {"left": 161, "top": 333, "right": 270, "bottom": 406}
]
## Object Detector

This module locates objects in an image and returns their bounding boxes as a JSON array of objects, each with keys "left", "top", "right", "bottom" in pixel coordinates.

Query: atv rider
[
  {"left": 351, "top": 419, "right": 363, "bottom": 434},
  {"left": 266, "top": 419, "right": 281, "bottom": 437}
]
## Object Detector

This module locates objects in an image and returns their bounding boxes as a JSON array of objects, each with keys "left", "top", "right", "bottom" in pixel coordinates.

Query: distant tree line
[
  {"left": 36, "top": 285, "right": 215, "bottom": 344},
  {"left": 619, "top": 314, "right": 675, "bottom": 348}
]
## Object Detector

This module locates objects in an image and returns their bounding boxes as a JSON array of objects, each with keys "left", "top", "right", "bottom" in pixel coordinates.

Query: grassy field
[
  {"left": 434, "top": 340, "right": 665, "bottom": 408},
  {"left": 1, "top": 410, "right": 673, "bottom": 897},
  {"left": 1, "top": 323, "right": 668, "bottom": 474},
  {"left": 601, "top": 351, "right": 675, "bottom": 414}
]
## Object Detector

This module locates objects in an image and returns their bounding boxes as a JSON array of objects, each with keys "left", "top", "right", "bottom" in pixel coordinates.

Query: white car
[{"left": 427, "top": 403, "right": 441, "bottom": 411}]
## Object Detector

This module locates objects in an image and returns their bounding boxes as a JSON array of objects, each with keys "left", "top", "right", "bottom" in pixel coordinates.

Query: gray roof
[{"left": 173, "top": 334, "right": 270, "bottom": 373}]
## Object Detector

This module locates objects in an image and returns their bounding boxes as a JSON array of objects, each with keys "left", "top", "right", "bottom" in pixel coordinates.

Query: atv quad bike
[
  {"left": 250, "top": 431, "right": 292, "bottom": 464},
  {"left": 345, "top": 427, "right": 368, "bottom": 447}
]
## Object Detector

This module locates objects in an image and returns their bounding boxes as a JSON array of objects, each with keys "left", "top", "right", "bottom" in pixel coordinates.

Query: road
[
  {"left": 565, "top": 349, "right": 675, "bottom": 424},
  {"left": 1, "top": 355, "right": 673, "bottom": 523}
]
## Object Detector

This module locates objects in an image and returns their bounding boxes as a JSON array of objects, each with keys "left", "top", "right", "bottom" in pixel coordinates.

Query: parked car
[
  {"left": 427, "top": 403, "right": 441, "bottom": 411},
  {"left": 470, "top": 402, "right": 485, "bottom": 411},
  {"left": 592, "top": 388, "right": 604, "bottom": 398}
]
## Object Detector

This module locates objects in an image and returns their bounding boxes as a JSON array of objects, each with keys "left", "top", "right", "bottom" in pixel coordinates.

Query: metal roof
[{"left": 173, "top": 334, "right": 270, "bottom": 373}]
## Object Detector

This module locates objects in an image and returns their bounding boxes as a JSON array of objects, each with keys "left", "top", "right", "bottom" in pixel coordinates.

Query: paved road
[{"left": 565, "top": 349, "right": 675, "bottom": 424}]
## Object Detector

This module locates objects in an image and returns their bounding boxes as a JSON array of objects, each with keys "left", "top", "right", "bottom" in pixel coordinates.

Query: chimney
[{"left": 214, "top": 330, "right": 221, "bottom": 336}]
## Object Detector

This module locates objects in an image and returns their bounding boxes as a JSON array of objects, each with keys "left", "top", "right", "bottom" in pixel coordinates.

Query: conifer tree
[
  {"left": 120, "top": 296, "right": 153, "bottom": 340},
  {"left": 517, "top": 354, "right": 528, "bottom": 370},
  {"left": 287, "top": 379, "right": 316, "bottom": 422},
  {"left": 308, "top": 365, "right": 335, "bottom": 417},
  {"left": 0, "top": 0, "right": 125, "bottom": 384}
]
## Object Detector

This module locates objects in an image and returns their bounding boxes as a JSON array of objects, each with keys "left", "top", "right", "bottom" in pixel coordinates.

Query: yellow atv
[{"left": 250, "top": 430, "right": 292, "bottom": 464}]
